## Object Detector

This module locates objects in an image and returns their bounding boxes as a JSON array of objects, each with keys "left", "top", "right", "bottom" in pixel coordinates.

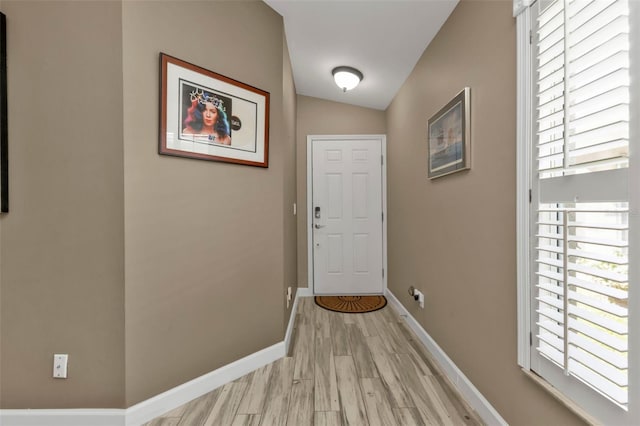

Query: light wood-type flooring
[{"left": 145, "top": 297, "right": 484, "bottom": 426}]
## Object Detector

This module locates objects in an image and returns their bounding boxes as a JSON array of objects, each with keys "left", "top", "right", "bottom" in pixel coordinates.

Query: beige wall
[
  {"left": 295, "top": 95, "right": 386, "bottom": 287},
  {"left": 122, "top": 0, "right": 292, "bottom": 405},
  {"left": 282, "top": 35, "right": 298, "bottom": 327},
  {"left": 0, "top": 0, "right": 295, "bottom": 410},
  {"left": 0, "top": 0, "right": 592, "bottom": 421},
  {"left": 386, "top": 1, "right": 583, "bottom": 424},
  {"left": 0, "top": 1, "right": 125, "bottom": 408}
]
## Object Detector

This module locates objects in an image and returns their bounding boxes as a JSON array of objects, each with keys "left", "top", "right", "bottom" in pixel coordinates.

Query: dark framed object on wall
[
  {"left": 1, "top": 12, "right": 8, "bottom": 212},
  {"left": 427, "top": 87, "right": 471, "bottom": 179},
  {"left": 159, "top": 53, "right": 270, "bottom": 168}
]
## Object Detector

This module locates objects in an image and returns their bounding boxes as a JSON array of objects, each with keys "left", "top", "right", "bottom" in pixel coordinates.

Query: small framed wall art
[
  {"left": 427, "top": 87, "right": 470, "bottom": 179},
  {"left": 159, "top": 53, "right": 270, "bottom": 168}
]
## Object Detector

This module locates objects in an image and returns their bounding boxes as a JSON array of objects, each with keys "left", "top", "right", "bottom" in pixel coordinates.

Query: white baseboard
[
  {"left": 285, "top": 292, "right": 301, "bottom": 354},
  {"left": 0, "top": 409, "right": 125, "bottom": 426},
  {"left": 0, "top": 343, "right": 285, "bottom": 426},
  {"left": 285, "top": 288, "right": 315, "bottom": 353},
  {"left": 1, "top": 290, "right": 503, "bottom": 426},
  {"left": 295, "top": 287, "right": 313, "bottom": 297},
  {"left": 385, "top": 289, "right": 508, "bottom": 426},
  {"left": 125, "top": 342, "right": 285, "bottom": 425}
]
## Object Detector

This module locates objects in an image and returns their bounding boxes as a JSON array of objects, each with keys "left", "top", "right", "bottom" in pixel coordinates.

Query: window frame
[{"left": 515, "top": 0, "right": 640, "bottom": 423}]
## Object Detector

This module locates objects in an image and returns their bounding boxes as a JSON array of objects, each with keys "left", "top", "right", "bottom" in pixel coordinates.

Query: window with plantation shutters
[
  {"left": 523, "top": 0, "right": 637, "bottom": 422},
  {"left": 536, "top": 0, "right": 629, "bottom": 178}
]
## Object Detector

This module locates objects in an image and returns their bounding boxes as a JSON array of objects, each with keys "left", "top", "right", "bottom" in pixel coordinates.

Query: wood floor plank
[
  {"left": 360, "top": 377, "right": 398, "bottom": 426},
  {"left": 354, "top": 312, "right": 379, "bottom": 337},
  {"left": 384, "top": 318, "right": 411, "bottom": 354},
  {"left": 394, "top": 317, "right": 482, "bottom": 425},
  {"left": 396, "top": 320, "right": 442, "bottom": 375},
  {"left": 287, "top": 379, "right": 314, "bottom": 426},
  {"left": 342, "top": 312, "right": 357, "bottom": 324},
  {"left": 314, "top": 336, "right": 340, "bottom": 411},
  {"left": 330, "top": 310, "right": 352, "bottom": 356},
  {"left": 232, "top": 414, "right": 261, "bottom": 426},
  {"left": 300, "top": 297, "right": 315, "bottom": 325},
  {"left": 392, "top": 408, "right": 425, "bottom": 426},
  {"left": 287, "top": 313, "right": 302, "bottom": 357},
  {"left": 314, "top": 411, "right": 343, "bottom": 426},
  {"left": 395, "top": 353, "right": 452, "bottom": 426},
  {"left": 176, "top": 387, "right": 222, "bottom": 426},
  {"left": 371, "top": 310, "right": 409, "bottom": 354},
  {"left": 293, "top": 323, "right": 315, "bottom": 380},
  {"left": 346, "top": 324, "right": 379, "bottom": 379},
  {"left": 315, "top": 305, "right": 332, "bottom": 339},
  {"left": 405, "top": 344, "right": 436, "bottom": 376},
  {"left": 234, "top": 370, "right": 254, "bottom": 384},
  {"left": 237, "top": 363, "right": 274, "bottom": 414},
  {"left": 145, "top": 418, "right": 181, "bottom": 426},
  {"left": 203, "top": 382, "right": 248, "bottom": 426},
  {"left": 260, "top": 357, "right": 294, "bottom": 426},
  {"left": 365, "top": 336, "right": 414, "bottom": 408},
  {"left": 419, "top": 374, "right": 463, "bottom": 426},
  {"left": 161, "top": 403, "right": 188, "bottom": 419},
  {"left": 334, "top": 356, "right": 369, "bottom": 425},
  {"left": 146, "top": 300, "right": 485, "bottom": 426},
  {"left": 430, "top": 374, "right": 484, "bottom": 426},
  {"left": 380, "top": 303, "right": 401, "bottom": 324}
]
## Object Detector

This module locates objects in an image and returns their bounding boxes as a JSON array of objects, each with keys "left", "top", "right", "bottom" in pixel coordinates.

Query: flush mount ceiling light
[{"left": 332, "top": 66, "right": 363, "bottom": 92}]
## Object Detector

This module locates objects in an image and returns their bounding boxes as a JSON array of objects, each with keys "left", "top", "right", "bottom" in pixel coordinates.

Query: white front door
[{"left": 309, "top": 135, "right": 385, "bottom": 295}]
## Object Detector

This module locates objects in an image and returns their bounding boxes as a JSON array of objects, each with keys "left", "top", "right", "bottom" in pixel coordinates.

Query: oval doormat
[{"left": 315, "top": 295, "right": 387, "bottom": 314}]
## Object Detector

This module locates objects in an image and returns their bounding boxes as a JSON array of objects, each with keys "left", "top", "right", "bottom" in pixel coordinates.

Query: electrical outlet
[
  {"left": 53, "top": 354, "right": 68, "bottom": 379},
  {"left": 286, "top": 286, "right": 292, "bottom": 309},
  {"left": 412, "top": 289, "right": 425, "bottom": 308}
]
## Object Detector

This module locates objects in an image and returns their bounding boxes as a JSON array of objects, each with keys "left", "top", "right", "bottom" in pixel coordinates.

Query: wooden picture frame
[
  {"left": 427, "top": 87, "right": 470, "bottom": 179},
  {"left": 159, "top": 53, "right": 270, "bottom": 168}
]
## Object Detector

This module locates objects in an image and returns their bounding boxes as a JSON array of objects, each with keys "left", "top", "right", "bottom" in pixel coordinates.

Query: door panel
[{"left": 312, "top": 137, "right": 384, "bottom": 295}]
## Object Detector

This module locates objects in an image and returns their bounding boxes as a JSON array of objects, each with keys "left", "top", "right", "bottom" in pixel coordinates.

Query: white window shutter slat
[{"left": 532, "top": 0, "right": 630, "bottom": 412}]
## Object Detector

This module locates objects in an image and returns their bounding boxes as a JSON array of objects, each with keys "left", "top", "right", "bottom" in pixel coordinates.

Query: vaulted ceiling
[{"left": 264, "top": 0, "right": 459, "bottom": 110}]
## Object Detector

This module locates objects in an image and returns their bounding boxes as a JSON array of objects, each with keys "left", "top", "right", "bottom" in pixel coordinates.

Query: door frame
[{"left": 306, "top": 134, "right": 388, "bottom": 295}]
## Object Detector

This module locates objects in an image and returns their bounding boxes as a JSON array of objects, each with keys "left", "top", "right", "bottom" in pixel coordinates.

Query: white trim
[
  {"left": 125, "top": 342, "right": 284, "bottom": 425},
  {"left": 381, "top": 136, "right": 388, "bottom": 294},
  {"left": 1, "top": 292, "right": 505, "bottom": 426},
  {"left": 295, "top": 287, "right": 313, "bottom": 297},
  {"left": 0, "top": 343, "right": 285, "bottom": 426},
  {"left": 385, "top": 289, "right": 508, "bottom": 426},
  {"left": 306, "top": 134, "right": 388, "bottom": 295},
  {"left": 627, "top": 0, "right": 640, "bottom": 417},
  {"left": 284, "top": 291, "right": 302, "bottom": 354},
  {"left": 0, "top": 409, "right": 125, "bottom": 426},
  {"left": 306, "top": 136, "right": 314, "bottom": 293},
  {"left": 513, "top": 0, "right": 532, "bottom": 17},
  {"left": 516, "top": 6, "right": 532, "bottom": 370}
]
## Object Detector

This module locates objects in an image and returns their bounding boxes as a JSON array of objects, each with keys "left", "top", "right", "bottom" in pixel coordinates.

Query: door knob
[{"left": 314, "top": 224, "right": 325, "bottom": 229}]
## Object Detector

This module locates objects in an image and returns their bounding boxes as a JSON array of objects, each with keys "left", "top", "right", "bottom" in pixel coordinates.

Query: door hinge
[
  {"left": 382, "top": 268, "right": 385, "bottom": 278},
  {"left": 530, "top": 332, "right": 533, "bottom": 346},
  {"left": 382, "top": 212, "right": 384, "bottom": 222},
  {"left": 529, "top": 189, "right": 532, "bottom": 203},
  {"left": 529, "top": 30, "right": 532, "bottom": 44},
  {"left": 381, "top": 155, "right": 384, "bottom": 165}
]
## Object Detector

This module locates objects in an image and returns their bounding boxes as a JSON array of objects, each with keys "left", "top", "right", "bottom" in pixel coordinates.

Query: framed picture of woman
[{"left": 159, "top": 53, "right": 270, "bottom": 168}]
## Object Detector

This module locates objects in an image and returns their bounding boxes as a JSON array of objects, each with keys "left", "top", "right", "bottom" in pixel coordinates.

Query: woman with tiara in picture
[{"left": 182, "top": 89, "right": 231, "bottom": 145}]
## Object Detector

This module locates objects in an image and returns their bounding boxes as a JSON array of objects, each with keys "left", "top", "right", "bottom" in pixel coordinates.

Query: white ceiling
[{"left": 264, "top": 0, "right": 459, "bottom": 111}]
